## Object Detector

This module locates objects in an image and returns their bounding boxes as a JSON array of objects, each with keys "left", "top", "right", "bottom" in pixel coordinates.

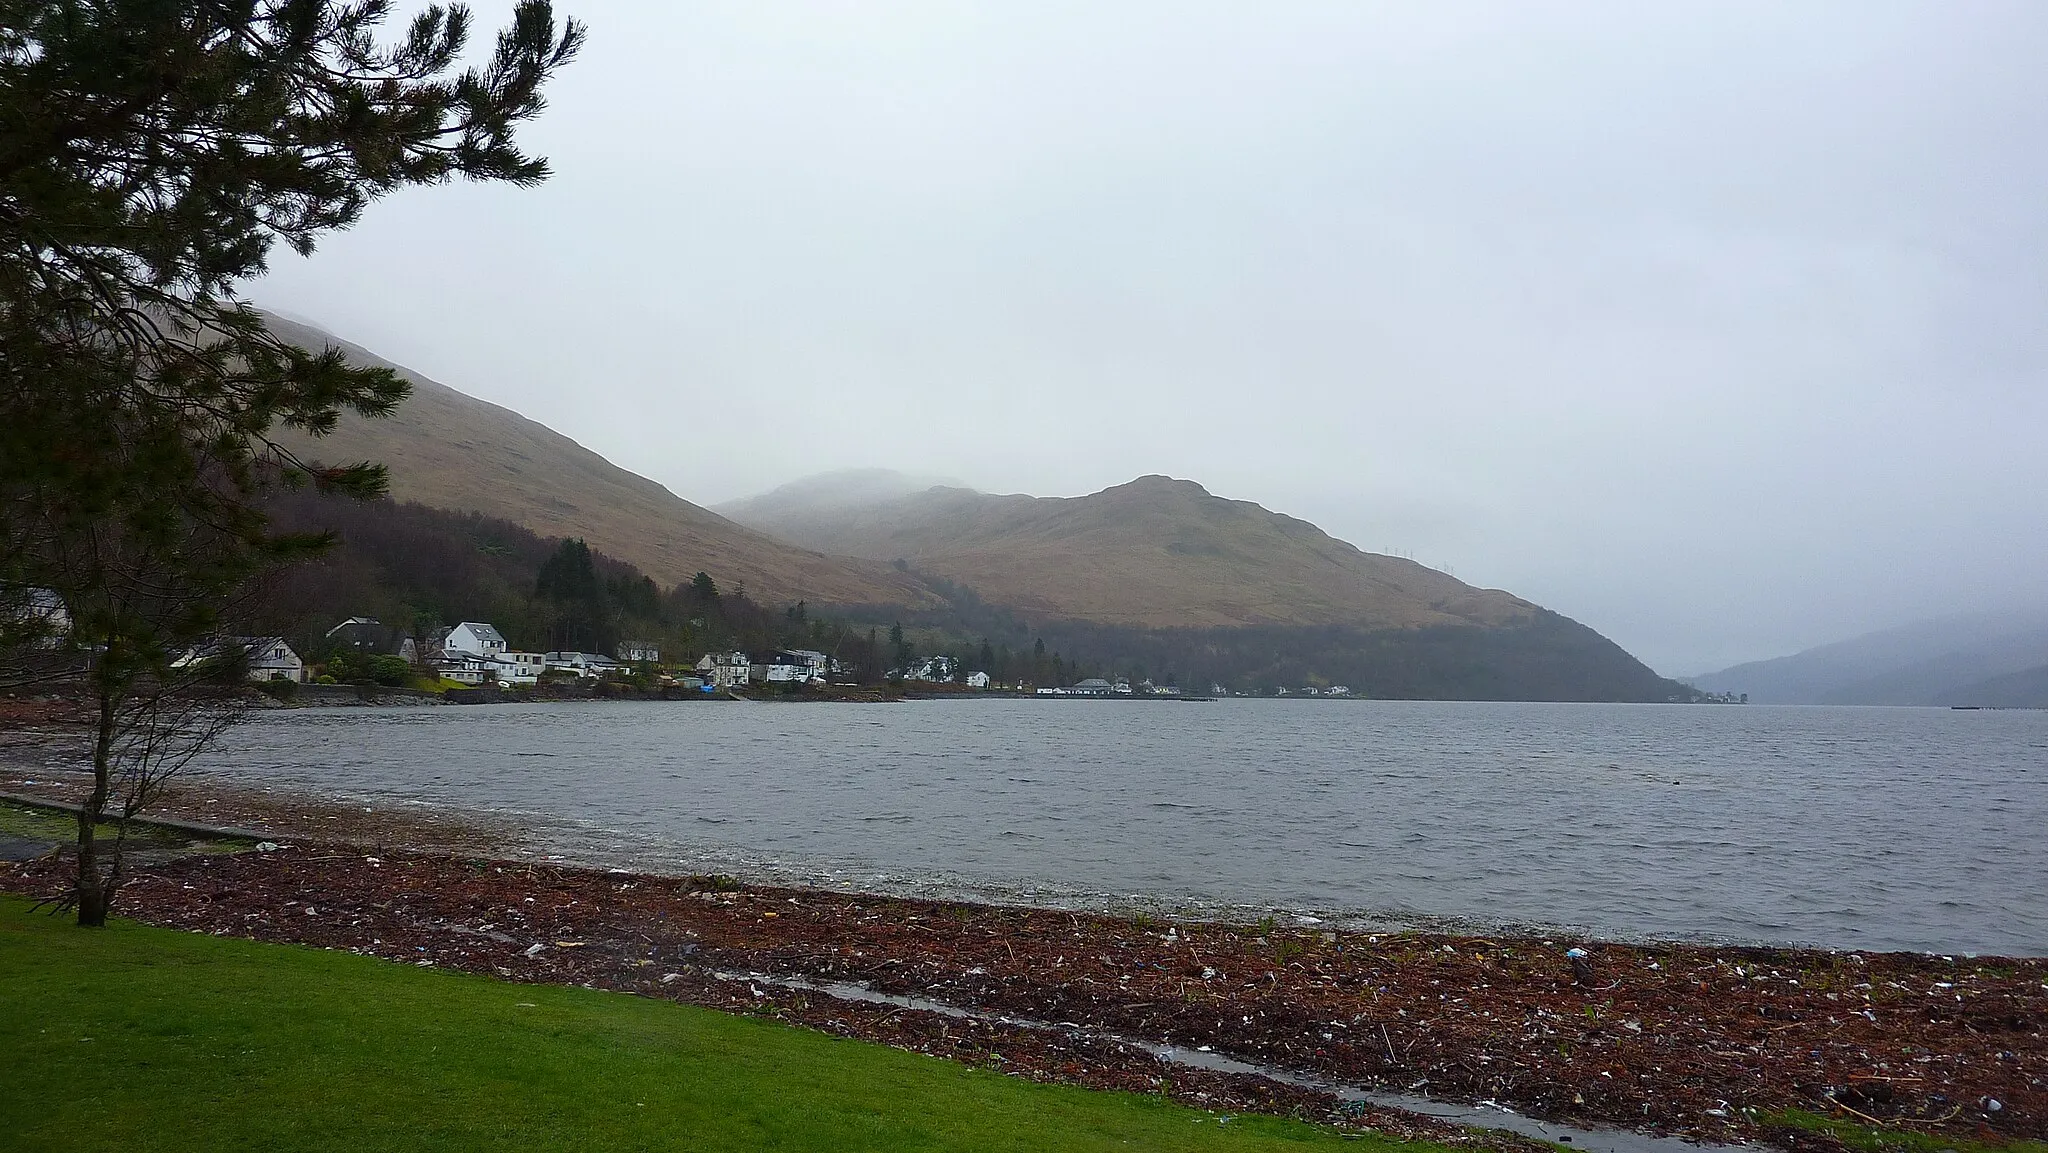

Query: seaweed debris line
[{"left": 2, "top": 840, "right": 2041, "bottom": 1153}]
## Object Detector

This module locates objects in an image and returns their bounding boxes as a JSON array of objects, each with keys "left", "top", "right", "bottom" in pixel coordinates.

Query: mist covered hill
[
  {"left": 1691, "top": 611, "right": 2048, "bottom": 706},
  {"left": 720, "top": 472, "right": 1537, "bottom": 631},
  {"left": 260, "top": 321, "right": 1698, "bottom": 701},
  {"left": 721, "top": 471, "right": 1695, "bottom": 701},
  {"left": 263, "top": 316, "right": 938, "bottom": 612}
]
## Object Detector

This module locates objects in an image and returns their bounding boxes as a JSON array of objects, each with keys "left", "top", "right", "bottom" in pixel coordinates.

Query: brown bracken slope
[
  {"left": 720, "top": 473, "right": 1539, "bottom": 630},
  {"left": 264, "top": 316, "right": 938, "bottom": 610}
]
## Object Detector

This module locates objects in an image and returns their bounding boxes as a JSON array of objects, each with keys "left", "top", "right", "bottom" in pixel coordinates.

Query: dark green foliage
[
  {"left": 325, "top": 651, "right": 409, "bottom": 686},
  {"left": 0, "top": 0, "right": 581, "bottom": 923},
  {"left": 535, "top": 539, "right": 600, "bottom": 603},
  {"left": 256, "top": 491, "right": 881, "bottom": 677},
  {"left": 2, "top": 0, "right": 587, "bottom": 557}
]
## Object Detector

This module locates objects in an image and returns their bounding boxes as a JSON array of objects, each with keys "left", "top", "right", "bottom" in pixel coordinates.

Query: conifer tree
[{"left": 0, "top": 0, "right": 584, "bottom": 924}]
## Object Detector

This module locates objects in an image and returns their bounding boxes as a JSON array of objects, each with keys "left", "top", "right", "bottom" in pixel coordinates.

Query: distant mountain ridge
[
  {"left": 720, "top": 472, "right": 1538, "bottom": 632},
  {"left": 720, "top": 471, "right": 1693, "bottom": 700},
  {"left": 260, "top": 321, "right": 1687, "bottom": 701},
  {"left": 1691, "top": 611, "right": 2048, "bottom": 706}
]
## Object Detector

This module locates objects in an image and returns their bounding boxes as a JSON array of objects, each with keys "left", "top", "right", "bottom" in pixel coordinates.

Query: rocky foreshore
[{"left": 3, "top": 810, "right": 2041, "bottom": 1152}]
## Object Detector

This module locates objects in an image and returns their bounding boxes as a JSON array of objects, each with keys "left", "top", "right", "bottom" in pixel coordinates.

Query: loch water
[{"left": 203, "top": 698, "right": 2048, "bottom": 955}]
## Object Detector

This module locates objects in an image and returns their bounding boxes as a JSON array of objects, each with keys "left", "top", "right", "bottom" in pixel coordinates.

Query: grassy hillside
[
  {"left": 263, "top": 315, "right": 937, "bottom": 612},
  {"left": 724, "top": 474, "right": 1537, "bottom": 631},
  {"left": 0, "top": 897, "right": 1386, "bottom": 1152}
]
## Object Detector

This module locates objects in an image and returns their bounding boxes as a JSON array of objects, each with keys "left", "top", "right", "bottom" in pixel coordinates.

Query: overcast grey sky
[{"left": 256, "top": 1, "right": 2048, "bottom": 676}]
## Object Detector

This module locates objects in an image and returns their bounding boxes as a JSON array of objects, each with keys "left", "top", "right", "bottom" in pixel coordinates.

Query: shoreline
[
  {"left": 3, "top": 781, "right": 2042, "bottom": 1150},
  {"left": 0, "top": 762, "right": 1945, "bottom": 955}
]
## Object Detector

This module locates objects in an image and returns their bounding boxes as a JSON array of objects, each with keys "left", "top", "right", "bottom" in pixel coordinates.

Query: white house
[
  {"left": 617, "top": 640, "right": 660, "bottom": 664},
  {"left": 441, "top": 622, "right": 507, "bottom": 659},
  {"left": 490, "top": 651, "right": 547, "bottom": 685},
  {"left": 244, "top": 637, "right": 305, "bottom": 682},
  {"left": 894, "top": 655, "right": 958, "bottom": 683},
  {"left": 695, "top": 652, "right": 750, "bottom": 689},
  {"left": 1328, "top": 685, "right": 1353, "bottom": 697},
  {"left": 2, "top": 587, "right": 70, "bottom": 649},
  {"left": 757, "top": 650, "right": 830, "bottom": 685},
  {"left": 544, "top": 651, "right": 623, "bottom": 677},
  {"left": 965, "top": 671, "right": 990, "bottom": 689},
  {"left": 176, "top": 636, "right": 305, "bottom": 683},
  {"left": 780, "top": 648, "right": 835, "bottom": 681}
]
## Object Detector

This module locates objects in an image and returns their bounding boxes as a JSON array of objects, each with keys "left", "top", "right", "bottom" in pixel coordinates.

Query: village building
[
  {"left": 894, "top": 655, "right": 958, "bottom": 683},
  {"left": 1068, "top": 677, "right": 1114, "bottom": 696},
  {"left": 966, "top": 671, "right": 990, "bottom": 689},
  {"left": 1328, "top": 685, "right": 1352, "bottom": 697},
  {"left": 544, "top": 651, "right": 623, "bottom": 677},
  {"left": 616, "top": 640, "right": 660, "bottom": 664},
  {"left": 175, "top": 636, "right": 306, "bottom": 683},
  {"left": 324, "top": 616, "right": 418, "bottom": 663},
  {"left": 244, "top": 637, "right": 306, "bottom": 682},
  {"left": 440, "top": 622, "right": 507, "bottom": 659},
  {"left": 695, "top": 651, "right": 750, "bottom": 689},
  {"left": 2, "top": 587, "right": 71, "bottom": 649},
  {"left": 780, "top": 648, "right": 835, "bottom": 681},
  {"left": 489, "top": 651, "right": 547, "bottom": 685}
]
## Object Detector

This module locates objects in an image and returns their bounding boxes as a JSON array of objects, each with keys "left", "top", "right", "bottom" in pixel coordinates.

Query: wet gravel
[{"left": 4, "top": 841, "right": 2041, "bottom": 1152}]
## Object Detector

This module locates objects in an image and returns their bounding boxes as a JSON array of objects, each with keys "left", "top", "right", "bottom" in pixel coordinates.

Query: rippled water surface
[{"left": 206, "top": 699, "right": 2048, "bottom": 954}]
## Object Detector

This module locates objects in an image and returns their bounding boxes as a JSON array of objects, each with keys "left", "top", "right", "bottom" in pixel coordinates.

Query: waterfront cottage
[
  {"left": 543, "top": 651, "right": 624, "bottom": 678},
  {"left": 779, "top": 648, "right": 835, "bottom": 681},
  {"left": 175, "top": 636, "right": 306, "bottom": 683},
  {"left": 894, "top": 655, "right": 958, "bottom": 683},
  {"left": 491, "top": 651, "right": 547, "bottom": 685},
  {"left": 696, "top": 652, "right": 750, "bottom": 689},
  {"left": 616, "top": 640, "right": 660, "bottom": 664}
]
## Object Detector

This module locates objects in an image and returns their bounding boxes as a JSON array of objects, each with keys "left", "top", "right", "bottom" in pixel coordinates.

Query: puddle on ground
[{"left": 707, "top": 969, "right": 1754, "bottom": 1153}]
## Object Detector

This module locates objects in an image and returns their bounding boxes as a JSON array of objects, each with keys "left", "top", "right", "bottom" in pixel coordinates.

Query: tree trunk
[{"left": 74, "top": 681, "right": 117, "bottom": 927}]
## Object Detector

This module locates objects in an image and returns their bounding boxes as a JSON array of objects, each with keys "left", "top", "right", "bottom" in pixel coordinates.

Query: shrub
[{"left": 255, "top": 679, "right": 297, "bottom": 702}]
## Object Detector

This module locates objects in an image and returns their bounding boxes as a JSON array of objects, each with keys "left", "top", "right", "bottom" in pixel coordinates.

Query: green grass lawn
[{"left": 0, "top": 895, "right": 1418, "bottom": 1152}]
